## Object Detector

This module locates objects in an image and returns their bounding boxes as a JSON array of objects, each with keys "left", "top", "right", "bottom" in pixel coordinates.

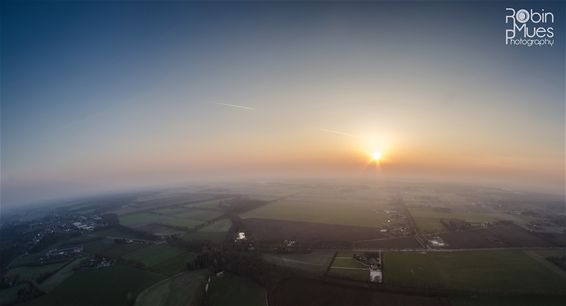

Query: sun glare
[{"left": 371, "top": 151, "right": 382, "bottom": 162}]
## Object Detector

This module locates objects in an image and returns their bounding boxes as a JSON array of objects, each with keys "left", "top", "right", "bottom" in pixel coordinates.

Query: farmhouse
[
  {"left": 428, "top": 236, "right": 447, "bottom": 248},
  {"left": 352, "top": 252, "right": 383, "bottom": 283}
]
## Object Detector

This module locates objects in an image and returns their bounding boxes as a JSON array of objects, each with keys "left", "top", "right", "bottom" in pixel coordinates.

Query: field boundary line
[
  {"left": 323, "top": 251, "right": 338, "bottom": 278},
  {"left": 330, "top": 267, "right": 367, "bottom": 270},
  {"left": 524, "top": 250, "right": 566, "bottom": 280}
]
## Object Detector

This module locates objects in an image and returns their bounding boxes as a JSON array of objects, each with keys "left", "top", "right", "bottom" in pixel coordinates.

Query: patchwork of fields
[
  {"left": 25, "top": 265, "right": 164, "bottom": 306},
  {"left": 3, "top": 184, "right": 565, "bottom": 306},
  {"left": 119, "top": 210, "right": 223, "bottom": 230},
  {"left": 114, "top": 195, "right": 239, "bottom": 244}
]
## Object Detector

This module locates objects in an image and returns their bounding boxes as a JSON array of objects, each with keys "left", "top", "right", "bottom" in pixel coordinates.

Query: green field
[
  {"left": 124, "top": 245, "right": 185, "bottom": 266},
  {"left": 136, "top": 270, "right": 208, "bottom": 306},
  {"left": 450, "top": 295, "right": 566, "bottom": 306},
  {"left": 123, "top": 244, "right": 195, "bottom": 275},
  {"left": 0, "top": 284, "right": 27, "bottom": 305},
  {"left": 199, "top": 218, "right": 232, "bottom": 231},
  {"left": 151, "top": 207, "right": 191, "bottom": 215},
  {"left": 531, "top": 249, "right": 566, "bottom": 258},
  {"left": 120, "top": 210, "right": 222, "bottom": 229},
  {"left": 384, "top": 251, "right": 566, "bottom": 294},
  {"left": 331, "top": 252, "right": 367, "bottom": 269},
  {"left": 242, "top": 199, "right": 392, "bottom": 228},
  {"left": 26, "top": 264, "right": 163, "bottom": 306},
  {"left": 39, "top": 257, "right": 86, "bottom": 292},
  {"left": 327, "top": 252, "right": 369, "bottom": 281},
  {"left": 151, "top": 252, "right": 197, "bottom": 276},
  {"left": 332, "top": 257, "right": 367, "bottom": 269},
  {"left": 183, "top": 218, "right": 232, "bottom": 243},
  {"left": 82, "top": 239, "right": 147, "bottom": 258},
  {"left": 6, "top": 261, "right": 68, "bottom": 281},
  {"left": 153, "top": 208, "right": 223, "bottom": 221},
  {"left": 262, "top": 251, "right": 334, "bottom": 275},
  {"left": 120, "top": 212, "right": 200, "bottom": 228},
  {"left": 207, "top": 273, "right": 267, "bottom": 306},
  {"left": 327, "top": 267, "right": 369, "bottom": 282},
  {"left": 90, "top": 227, "right": 148, "bottom": 239},
  {"left": 187, "top": 199, "right": 226, "bottom": 210},
  {"left": 408, "top": 206, "right": 501, "bottom": 233}
]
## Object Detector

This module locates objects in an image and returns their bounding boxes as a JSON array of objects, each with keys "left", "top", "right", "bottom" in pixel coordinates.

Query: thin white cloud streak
[
  {"left": 215, "top": 102, "right": 256, "bottom": 111},
  {"left": 318, "top": 128, "right": 360, "bottom": 138}
]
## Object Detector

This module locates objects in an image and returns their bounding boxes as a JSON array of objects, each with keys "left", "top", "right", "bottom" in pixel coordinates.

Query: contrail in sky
[
  {"left": 318, "top": 128, "right": 360, "bottom": 138},
  {"left": 215, "top": 103, "right": 256, "bottom": 111}
]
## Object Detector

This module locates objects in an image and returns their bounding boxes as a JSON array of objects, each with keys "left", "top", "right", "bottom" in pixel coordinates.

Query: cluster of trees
[
  {"left": 0, "top": 282, "right": 42, "bottom": 306},
  {"left": 440, "top": 219, "right": 472, "bottom": 231},
  {"left": 186, "top": 246, "right": 295, "bottom": 289}
]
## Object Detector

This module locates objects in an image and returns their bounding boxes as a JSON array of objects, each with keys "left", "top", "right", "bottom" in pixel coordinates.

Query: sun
[{"left": 371, "top": 150, "right": 382, "bottom": 162}]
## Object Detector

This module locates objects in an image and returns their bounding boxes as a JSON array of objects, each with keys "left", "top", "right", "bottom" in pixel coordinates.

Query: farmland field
[
  {"left": 199, "top": 218, "right": 232, "bottom": 231},
  {"left": 124, "top": 245, "right": 185, "bottom": 267},
  {"left": 242, "top": 218, "right": 385, "bottom": 245},
  {"left": 109, "top": 193, "right": 217, "bottom": 216},
  {"left": 207, "top": 273, "right": 267, "bottom": 306},
  {"left": 183, "top": 218, "right": 232, "bottom": 243},
  {"left": 136, "top": 270, "right": 208, "bottom": 306},
  {"left": 152, "top": 252, "right": 197, "bottom": 276},
  {"left": 39, "top": 257, "right": 86, "bottom": 292},
  {"left": 327, "top": 252, "right": 368, "bottom": 281},
  {"left": 327, "top": 268, "right": 369, "bottom": 281},
  {"left": 0, "top": 284, "right": 28, "bottom": 305},
  {"left": 158, "top": 209, "right": 222, "bottom": 222},
  {"left": 262, "top": 250, "right": 334, "bottom": 275},
  {"left": 26, "top": 264, "right": 163, "bottom": 306},
  {"left": 119, "top": 212, "right": 201, "bottom": 229},
  {"left": 407, "top": 206, "right": 500, "bottom": 233},
  {"left": 437, "top": 223, "right": 552, "bottom": 248},
  {"left": 119, "top": 209, "right": 222, "bottom": 230},
  {"left": 383, "top": 250, "right": 566, "bottom": 294},
  {"left": 82, "top": 239, "right": 148, "bottom": 258},
  {"left": 242, "top": 199, "right": 390, "bottom": 228},
  {"left": 450, "top": 295, "right": 566, "bottom": 306},
  {"left": 271, "top": 278, "right": 447, "bottom": 306},
  {"left": 6, "top": 261, "right": 68, "bottom": 281},
  {"left": 91, "top": 227, "right": 151, "bottom": 240},
  {"left": 332, "top": 257, "right": 366, "bottom": 269},
  {"left": 186, "top": 199, "right": 228, "bottom": 210}
]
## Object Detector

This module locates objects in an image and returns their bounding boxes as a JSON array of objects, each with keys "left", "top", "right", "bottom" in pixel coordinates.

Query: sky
[{"left": 1, "top": 1, "right": 565, "bottom": 207}]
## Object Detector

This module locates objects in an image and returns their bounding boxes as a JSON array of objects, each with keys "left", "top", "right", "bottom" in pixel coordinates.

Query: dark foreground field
[{"left": 270, "top": 278, "right": 449, "bottom": 306}]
